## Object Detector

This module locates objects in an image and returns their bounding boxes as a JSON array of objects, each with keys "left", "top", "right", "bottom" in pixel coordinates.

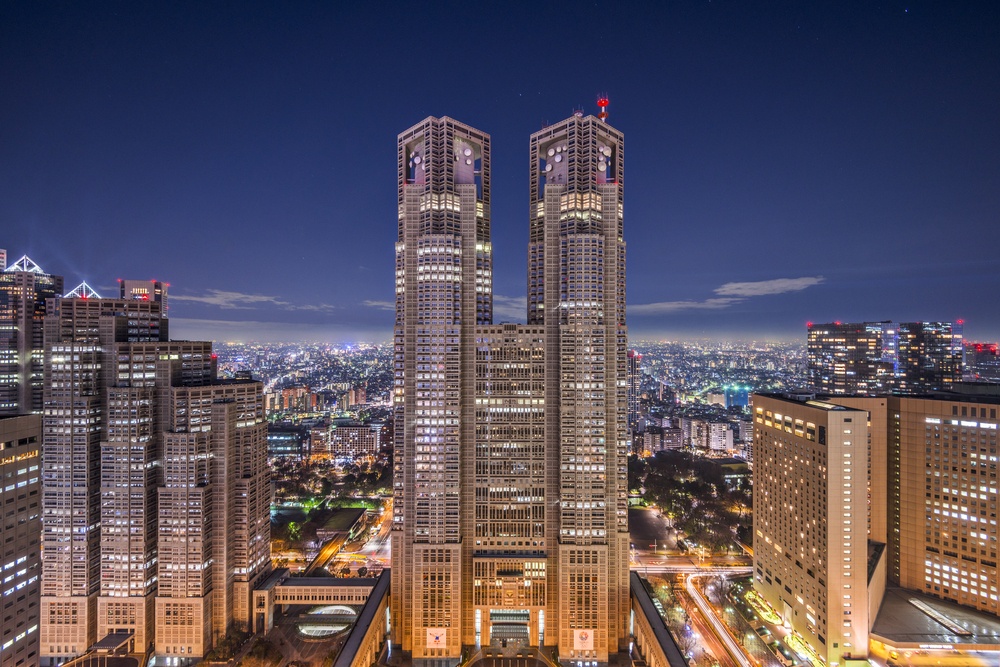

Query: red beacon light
[{"left": 597, "top": 96, "right": 609, "bottom": 122}]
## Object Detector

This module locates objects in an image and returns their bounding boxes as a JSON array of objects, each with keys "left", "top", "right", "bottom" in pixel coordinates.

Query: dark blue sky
[{"left": 2, "top": 1, "right": 998, "bottom": 343}]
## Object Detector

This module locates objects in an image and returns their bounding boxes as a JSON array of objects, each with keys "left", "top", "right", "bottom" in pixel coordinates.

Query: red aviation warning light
[{"left": 597, "top": 95, "right": 609, "bottom": 122}]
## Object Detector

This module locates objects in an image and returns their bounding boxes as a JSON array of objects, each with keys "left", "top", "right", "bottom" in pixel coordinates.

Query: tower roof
[
  {"left": 65, "top": 281, "right": 103, "bottom": 299},
  {"left": 3, "top": 255, "right": 45, "bottom": 274}
]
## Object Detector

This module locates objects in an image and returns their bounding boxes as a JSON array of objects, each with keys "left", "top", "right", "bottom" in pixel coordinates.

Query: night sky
[{"left": 2, "top": 2, "right": 998, "bottom": 343}]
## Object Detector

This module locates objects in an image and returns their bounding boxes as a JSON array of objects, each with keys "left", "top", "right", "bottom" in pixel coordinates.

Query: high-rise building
[
  {"left": 0, "top": 256, "right": 64, "bottom": 415},
  {"left": 119, "top": 279, "right": 168, "bottom": 312},
  {"left": 807, "top": 321, "right": 963, "bottom": 395},
  {"left": 752, "top": 395, "right": 872, "bottom": 665},
  {"left": 0, "top": 413, "right": 42, "bottom": 667},
  {"left": 966, "top": 342, "right": 1000, "bottom": 383},
  {"left": 528, "top": 111, "right": 629, "bottom": 663},
  {"left": 392, "top": 116, "right": 492, "bottom": 662},
  {"left": 392, "top": 109, "right": 628, "bottom": 665},
  {"left": 39, "top": 295, "right": 268, "bottom": 664},
  {"left": 627, "top": 350, "right": 641, "bottom": 428},
  {"left": 155, "top": 381, "right": 269, "bottom": 657},
  {"left": 753, "top": 389, "right": 1000, "bottom": 663}
]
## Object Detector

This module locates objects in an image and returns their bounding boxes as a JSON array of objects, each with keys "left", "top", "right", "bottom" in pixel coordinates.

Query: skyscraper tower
[
  {"left": 392, "top": 108, "right": 628, "bottom": 665},
  {"left": 0, "top": 255, "right": 64, "bottom": 415},
  {"left": 528, "top": 112, "right": 629, "bottom": 662},
  {"left": 392, "top": 117, "right": 491, "bottom": 661},
  {"left": 39, "top": 295, "right": 269, "bottom": 663}
]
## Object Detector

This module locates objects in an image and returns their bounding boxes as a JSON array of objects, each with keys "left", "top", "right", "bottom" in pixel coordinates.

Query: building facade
[
  {"left": 807, "top": 321, "right": 963, "bottom": 395},
  {"left": 0, "top": 414, "right": 42, "bottom": 667},
  {"left": 392, "top": 112, "right": 629, "bottom": 665},
  {"left": 392, "top": 116, "right": 493, "bottom": 663},
  {"left": 754, "top": 389, "right": 1000, "bottom": 663},
  {"left": 0, "top": 256, "right": 64, "bottom": 415},
  {"left": 39, "top": 296, "right": 269, "bottom": 663},
  {"left": 752, "top": 395, "right": 872, "bottom": 665},
  {"left": 966, "top": 342, "right": 1000, "bottom": 383}
]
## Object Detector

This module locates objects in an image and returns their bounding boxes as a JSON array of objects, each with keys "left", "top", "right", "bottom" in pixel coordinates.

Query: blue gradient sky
[{"left": 2, "top": 1, "right": 998, "bottom": 343}]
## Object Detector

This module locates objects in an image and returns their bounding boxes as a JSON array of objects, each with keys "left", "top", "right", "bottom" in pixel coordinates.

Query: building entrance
[{"left": 489, "top": 609, "right": 530, "bottom": 649}]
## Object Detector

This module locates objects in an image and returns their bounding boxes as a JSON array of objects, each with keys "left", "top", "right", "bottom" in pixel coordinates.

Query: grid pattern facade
[
  {"left": 393, "top": 114, "right": 627, "bottom": 664},
  {"left": 894, "top": 396, "right": 1000, "bottom": 614},
  {"left": 0, "top": 268, "right": 63, "bottom": 415},
  {"left": 470, "top": 325, "right": 548, "bottom": 645},
  {"left": 392, "top": 117, "right": 491, "bottom": 661},
  {"left": 39, "top": 297, "right": 268, "bottom": 663},
  {"left": 0, "top": 415, "right": 42, "bottom": 667},
  {"left": 753, "top": 395, "right": 870, "bottom": 665},
  {"left": 529, "top": 115, "right": 629, "bottom": 662},
  {"left": 808, "top": 321, "right": 963, "bottom": 395}
]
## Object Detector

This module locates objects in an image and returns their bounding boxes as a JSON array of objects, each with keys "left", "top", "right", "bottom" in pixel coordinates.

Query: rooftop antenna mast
[{"left": 597, "top": 95, "right": 609, "bottom": 122}]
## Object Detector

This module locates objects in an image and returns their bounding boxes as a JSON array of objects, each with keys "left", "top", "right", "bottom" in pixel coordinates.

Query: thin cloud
[
  {"left": 630, "top": 298, "right": 741, "bottom": 315},
  {"left": 492, "top": 294, "right": 527, "bottom": 322},
  {"left": 714, "top": 276, "right": 825, "bottom": 297},
  {"left": 631, "top": 276, "right": 825, "bottom": 315},
  {"left": 362, "top": 299, "right": 395, "bottom": 311},
  {"left": 362, "top": 296, "right": 526, "bottom": 322},
  {"left": 172, "top": 289, "right": 335, "bottom": 311}
]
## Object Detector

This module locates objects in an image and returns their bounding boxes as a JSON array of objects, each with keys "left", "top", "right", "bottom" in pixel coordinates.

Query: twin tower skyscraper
[{"left": 391, "top": 111, "right": 629, "bottom": 665}]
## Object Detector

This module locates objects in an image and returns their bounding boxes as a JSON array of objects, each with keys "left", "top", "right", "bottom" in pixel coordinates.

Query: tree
[{"left": 357, "top": 566, "right": 369, "bottom": 578}]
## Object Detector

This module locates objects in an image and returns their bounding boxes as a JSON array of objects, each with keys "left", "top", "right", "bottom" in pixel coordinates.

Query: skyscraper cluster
[
  {"left": 807, "top": 321, "right": 963, "bottom": 395},
  {"left": 391, "top": 111, "right": 629, "bottom": 664},
  {"left": 0, "top": 251, "right": 271, "bottom": 665}
]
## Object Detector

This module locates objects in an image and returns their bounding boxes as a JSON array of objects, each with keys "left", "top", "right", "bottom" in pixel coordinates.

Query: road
[{"left": 686, "top": 572, "right": 755, "bottom": 667}]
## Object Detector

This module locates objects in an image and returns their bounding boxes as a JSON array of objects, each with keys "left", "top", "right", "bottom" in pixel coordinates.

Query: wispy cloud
[
  {"left": 169, "top": 318, "right": 391, "bottom": 344},
  {"left": 361, "top": 295, "right": 527, "bottom": 322},
  {"left": 493, "top": 294, "right": 526, "bottom": 322},
  {"left": 630, "top": 297, "right": 741, "bottom": 315},
  {"left": 630, "top": 276, "right": 825, "bottom": 315},
  {"left": 715, "top": 276, "right": 825, "bottom": 297},
  {"left": 172, "top": 289, "right": 335, "bottom": 312}
]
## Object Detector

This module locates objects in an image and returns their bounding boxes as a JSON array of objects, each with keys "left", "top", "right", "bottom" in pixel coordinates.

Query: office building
[
  {"left": 627, "top": 350, "right": 641, "bottom": 428},
  {"left": 119, "top": 279, "right": 168, "bottom": 311},
  {"left": 392, "top": 116, "right": 492, "bottom": 662},
  {"left": 0, "top": 255, "right": 64, "bottom": 415},
  {"left": 155, "top": 380, "right": 269, "bottom": 658},
  {"left": 326, "top": 421, "right": 384, "bottom": 460},
  {"left": 39, "top": 296, "right": 268, "bottom": 663},
  {"left": 752, "top": 395, "right": 872, "bottom": 665},
  {"left": 392, "top": 110, "right": 628, "bottom": 664},
  {"left": 0, "top": 414, "right": 42, "bottom": 667},
  {"left": 753, "top": 389, "right": 1000, "bottom": 664},
  {"left": 807, "top": 321, "right": 963, "bottom": 395},
  {"left": 966, "top": 342, "right": 1000, "bottom": 383}
]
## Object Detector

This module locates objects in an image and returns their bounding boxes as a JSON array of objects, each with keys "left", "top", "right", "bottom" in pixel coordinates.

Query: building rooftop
[
  {"left": 334, "top": 570, "right": 391, "bottom": 667},
  {"left": 871, "top": 587, "right": 1000, "bottom": 647},
  {"left": 280, "top": 576, "right": 379, "bottom": 588},
  {"left": 257, "top": 567, "right": 290, "bottom": 591},
  {"left": 629, "top": 572, "right": 689, "bottom": 667}
]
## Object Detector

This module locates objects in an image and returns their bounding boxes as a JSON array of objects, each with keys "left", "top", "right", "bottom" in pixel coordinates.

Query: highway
[{"left": 686, "top": 572, "right": 755, "bottom": 667}]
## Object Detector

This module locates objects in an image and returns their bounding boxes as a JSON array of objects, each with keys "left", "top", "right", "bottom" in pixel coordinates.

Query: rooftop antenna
[
  {"left": 597, "top": 95, "right": 609, "bottom": 122},
  {"left": 572, "top": 106, "right": 584, "bottom": 118}
]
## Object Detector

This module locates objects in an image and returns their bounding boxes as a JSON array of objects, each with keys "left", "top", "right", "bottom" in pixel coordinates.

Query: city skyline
[{"left": 2, "top": 2, "right": 999, "bottom": 343}]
